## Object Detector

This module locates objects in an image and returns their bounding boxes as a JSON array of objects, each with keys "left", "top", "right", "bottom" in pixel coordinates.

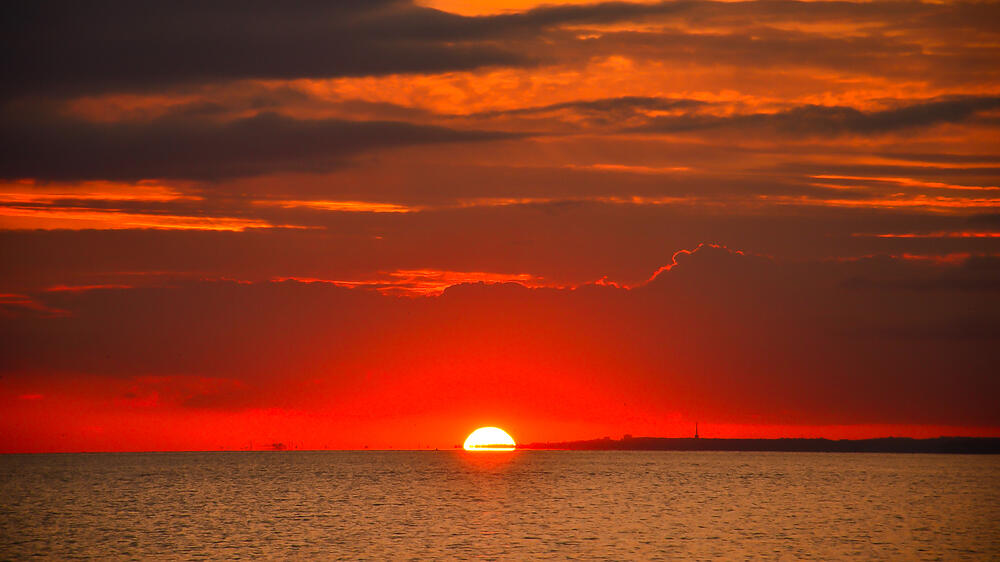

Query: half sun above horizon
[{"left": 463, "top": 427, "right": 516, "bottom": 452}]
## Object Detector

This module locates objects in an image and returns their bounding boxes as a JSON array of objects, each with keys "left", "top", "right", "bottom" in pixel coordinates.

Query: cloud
[
  {"left": 0, "top": 292, "right": 68, "bottom": 317},
  {"left": 632, "top": 96, "right": 1000, "bottom": 137},
  {"left": 470, "top": 96, "right": 706, "bottom": 125},
  {"left": 10, "top": 0, "right": 997, "bottom": 99},
  {"left": 1, "top": 0, "right": 530, "bottom": 98},
  {"left": 0, "top": 0, "right": 688, "bottom": 98},
  {"left": 0, "top": 110, "right": 516, "bottom": 181},
  {"left": 841, "top": 254, "right": 1000, "bottom": 293},
  {"left": 4, "top": 200, "right": 997, "bottom": 297},
  {"left": 458, "top": 95, "right": 1000, "bottom": 138}
]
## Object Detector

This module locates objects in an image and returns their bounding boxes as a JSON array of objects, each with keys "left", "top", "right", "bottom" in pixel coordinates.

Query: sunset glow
[{"left": 1, "top": 0, "right": 998, "bottom": 454}]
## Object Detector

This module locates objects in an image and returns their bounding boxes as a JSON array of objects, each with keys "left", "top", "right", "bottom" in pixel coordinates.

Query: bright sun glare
[{"left": 463, "top": 427, "right": 516, "bottom": 451}]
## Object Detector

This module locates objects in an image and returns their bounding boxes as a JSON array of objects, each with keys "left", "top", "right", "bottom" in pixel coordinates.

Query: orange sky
[{"left": 1, "top": 0, "right": 998, "bottom": 452}]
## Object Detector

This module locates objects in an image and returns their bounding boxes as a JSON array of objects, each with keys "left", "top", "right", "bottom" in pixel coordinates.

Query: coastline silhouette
[{"left": 517, "top": 436, "right": 1000, "bottom": 454}]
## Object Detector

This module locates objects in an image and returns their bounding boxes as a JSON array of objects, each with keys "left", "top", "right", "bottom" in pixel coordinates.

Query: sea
[{"left": 1, "top": 451, "right": 997, "bottom": 559}]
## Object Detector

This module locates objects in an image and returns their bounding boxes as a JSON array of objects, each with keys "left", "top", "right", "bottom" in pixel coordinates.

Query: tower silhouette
[{"left": 695, "top": 422, "right": 699, "bottom": 439}]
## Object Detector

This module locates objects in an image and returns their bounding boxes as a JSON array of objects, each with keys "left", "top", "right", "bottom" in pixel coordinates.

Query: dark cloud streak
[
  {"left": 0, "top": 0, "right": 692, "bottom": 97},
  {"left": 632, "top": 97, "right": 1000, "bottom": 137},
  {"left": 1, "top": 0, "right": 529, "bottom": 97},
  {"left": 0, "top": 111, "right": 517, "bottom": 181}
]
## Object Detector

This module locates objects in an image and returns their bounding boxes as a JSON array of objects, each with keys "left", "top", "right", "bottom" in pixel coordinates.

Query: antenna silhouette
[{"left": 695, "top": 422, "right": 699, "bottom": 439}]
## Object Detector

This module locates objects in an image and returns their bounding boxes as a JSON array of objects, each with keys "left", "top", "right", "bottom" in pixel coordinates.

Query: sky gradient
[{"left": 1, "top": 0, "right": 998, "bottom": 452}]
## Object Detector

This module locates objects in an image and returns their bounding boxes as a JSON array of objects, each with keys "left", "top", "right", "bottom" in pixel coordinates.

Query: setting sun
[{"left": 463, "top": 427, "right": 516, "bottom": 451}]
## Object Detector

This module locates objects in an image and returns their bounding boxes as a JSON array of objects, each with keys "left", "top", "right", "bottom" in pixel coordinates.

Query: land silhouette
[{"left": 518, "top": 436, "right": 1000, "bottom": 454}]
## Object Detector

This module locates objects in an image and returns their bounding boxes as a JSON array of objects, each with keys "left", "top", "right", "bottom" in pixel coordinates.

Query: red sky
[{"left": 1, "top": 0, "right": 998, "bottom": 452}]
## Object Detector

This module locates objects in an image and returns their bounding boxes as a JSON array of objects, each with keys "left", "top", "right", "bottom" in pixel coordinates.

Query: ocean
[{"left": 2, "top": 451, "right": 997, "bottom": 559}]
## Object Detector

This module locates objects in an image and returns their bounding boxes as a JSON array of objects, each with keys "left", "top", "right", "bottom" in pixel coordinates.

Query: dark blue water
[{"left": 2, "top": 451, "right": 997, "bottom": 559}]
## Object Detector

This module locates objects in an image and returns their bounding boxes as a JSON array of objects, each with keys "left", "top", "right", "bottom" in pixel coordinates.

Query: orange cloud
[
  {"left": 276, "top": 269, "right": 546, "bottom": 296},
  {"left": 0, "top": 179, "right": 198, "bottom": 203},
  {"left": 44, "top": 284, "right": 134, "bottom": 292},
  {"left": 759, "top": 194, "right": 1000, "bottom": 213},
  {"left": 0, "top": 293, "right": 68, "bottom": 317},
  {"left": 854, "top": 232, "right": 1000, "bottom": 239},
  {"left": 810, "top": 175, "right": 1000, "bottom": 192},
  {"left": 0, "top": 207, "right": 279, "bottom": 231},
  {"left": 0, "top": 179, "right": 276, "bottom": 231},
  {"left": 255, "top": 199, "right": 415, "bottom": 213},
  {"left": 418, "top": 0, "right": 641, "bottom": 16}
]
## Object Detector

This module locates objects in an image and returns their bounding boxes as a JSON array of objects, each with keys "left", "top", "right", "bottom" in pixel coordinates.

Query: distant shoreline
[
  {"left": 517, "top": 436, "right": 1000, "bottom": 454},
  {"left": 4, "top": 437, "right": 1000, "bottom": 455}
]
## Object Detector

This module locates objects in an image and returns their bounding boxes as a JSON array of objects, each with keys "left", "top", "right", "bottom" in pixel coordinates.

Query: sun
[{"left": 463, "top": 427, "right": 516, "bottom": 451}]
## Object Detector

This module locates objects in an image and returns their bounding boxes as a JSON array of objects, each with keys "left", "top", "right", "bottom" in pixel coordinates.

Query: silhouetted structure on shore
[{"left": 518, "top": 436, "right": 1000, "bottom": 454}]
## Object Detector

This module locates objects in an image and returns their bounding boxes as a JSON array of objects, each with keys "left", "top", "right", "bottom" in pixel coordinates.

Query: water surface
[{"left": 2, "top": 451, "right": 997, "bottom": 559}]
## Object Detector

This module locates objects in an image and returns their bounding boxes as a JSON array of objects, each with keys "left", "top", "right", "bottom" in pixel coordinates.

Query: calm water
[{"left": 1, "top": 451, "right": 998, "bottom": 559}]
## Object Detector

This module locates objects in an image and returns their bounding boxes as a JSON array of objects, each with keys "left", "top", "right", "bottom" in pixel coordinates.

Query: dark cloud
[
  {"left": 9, "top": 1, "right": 996, "bottom": 98},
  {"left": 471, "top": 96, "right": 706, "bottom": 123},
  {"left": 632, "top": 97, "right": 1000, "bottom": 137},
  {"left": 968, "top": 214, "right": 1000, "bottom": 228},
  {"left": 2, "top": 93, "right": 993, "bottom": 184},
  {"left": 0, "top": 0, "right": 696, "bottom": 98},
  {"left": 580, "top": 27, "right": 929, "bottom": 74},
  {"left": 0, "top": 110, "right": 516, "bottom": 181},
  {"left": 0, "top": 0, "right": 527, "bottom": 97},
  {"left": 842, "top": 255, "right": 1000, "bottom": 293}
]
